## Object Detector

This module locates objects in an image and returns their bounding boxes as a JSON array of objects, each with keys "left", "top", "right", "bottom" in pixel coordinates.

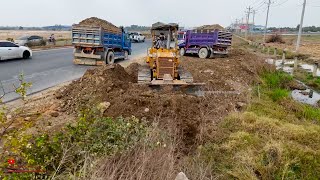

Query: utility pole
[
  {"left": 264, "top": 0, "right": 272, "bottom": 43},
  {"left": 245, "top": 6, "right": 252, "bottom": 39},
  {"left": 235, "top": 19, "right": 240, "bottom": 34},
  {"left": 296, "top": 0, "right": 307, "bottom": 52},
  {"left": 252, "top": 10, "right": 256, "bottom": 36}
]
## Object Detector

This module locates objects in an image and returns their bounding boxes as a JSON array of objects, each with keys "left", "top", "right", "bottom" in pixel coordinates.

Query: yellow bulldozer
[{"left": 138, "top": 22, "right": 202, "bottom": 91}]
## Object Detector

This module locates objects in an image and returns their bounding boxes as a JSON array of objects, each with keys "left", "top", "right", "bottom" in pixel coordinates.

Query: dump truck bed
[
  {"left": 72, "top": 26, "right": 123, "bottom": 48},
  {"left": 187, "top": 30, "right": 232, "bottom": 47}
]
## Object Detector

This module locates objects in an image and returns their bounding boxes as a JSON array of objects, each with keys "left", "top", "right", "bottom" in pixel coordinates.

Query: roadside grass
[
  {"left": 248, "top": 34, "right": 320, "bottom": 44},
  {"left": 184, "top": 69, "right": 320, "bottom": 179}
]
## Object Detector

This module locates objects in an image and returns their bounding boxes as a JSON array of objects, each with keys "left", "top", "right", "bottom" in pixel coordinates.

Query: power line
[
  {"left": 255, "top": 1, "right": 267, "bottom": 11},
  {"left": 271, "top": 0, "right": 290, "bottom": 7},
  {"left": 250, "top": 0, "right": 265, "bottom": 7}
]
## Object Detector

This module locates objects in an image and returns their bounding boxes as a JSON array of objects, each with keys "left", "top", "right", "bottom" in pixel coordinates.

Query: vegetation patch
[
  {"left": 1, "top": 113, "right": 146, "bottom": 179},
  {"left": 266, "top": 34, "right": 285, "bottom": 44},
  {"left": 184, "top": 69, "right": 320, "bottom": 179}
]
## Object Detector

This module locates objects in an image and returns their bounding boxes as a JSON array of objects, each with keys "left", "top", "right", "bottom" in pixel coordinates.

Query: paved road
[{"left": 0, "top": 40, "right": 151, "bottom": 102}]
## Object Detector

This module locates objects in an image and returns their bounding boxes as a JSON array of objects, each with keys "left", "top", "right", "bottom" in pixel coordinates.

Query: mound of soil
[
  {"left": 125, "top": 63, "right": 141, "bottom": 82},
  {"left": 58, "top": 64, "right": 201, "bottom": 150},
  {"left": 57, "top": 49, "right": 269, "bottom": 151},
  {"left": 197, "top": 24, "right": 225, "bottom": 31},
  {"left": 76, "top": 17, "right": 121, "bottom": 34}
]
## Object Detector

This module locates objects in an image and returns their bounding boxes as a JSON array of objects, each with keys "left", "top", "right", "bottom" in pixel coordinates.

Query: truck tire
[
  {"left": 106, "top": 51, "right": 115, "bottom": 64},
  {"left": 180, "top": 48, "right": 185, "bottom": 56},
  {"left": 124, "top": 51, "right": 129, "bottom": 60},
  {"left": 198, "top": 48, "right": 208, "bottom": 59}
]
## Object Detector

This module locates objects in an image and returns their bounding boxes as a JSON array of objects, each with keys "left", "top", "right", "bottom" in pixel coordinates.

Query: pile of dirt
[
  {"left": 181, "top": 49, "right": 268, "bottom": 91},
  {"left": 57, "top": 49, "right": 269, "bottom": 150},
  {"left": 125, "top": 63, "right": 141, "bottom": 82},
  {"left": 76, "top": 17, "right": 121, "bottom": 34},
  {"left": 58, "top": 64, "right": 201, "bottom": 150},
  {"left": 58, "top": 64, "right": 134, "bottom": 112},
  {"left": 197, "top": 24, "right": 225, "bottom": 31}
]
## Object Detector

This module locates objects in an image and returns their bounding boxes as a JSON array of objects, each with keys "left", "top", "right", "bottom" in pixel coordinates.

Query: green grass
[
  {"left": 268, "top": 88, "right": 289, "bottom": 101},
  {"left": 261, "top": 70, "right": 293, "bottom": 89},
  {"left": 187, "top": 69, "right": 320, "bottom": 179},
  {"left": 198, "top": 112, "right": 320, "bottom": 179},
  {"left": 301, "top": 105, "right": 320, "bottom": 121}
]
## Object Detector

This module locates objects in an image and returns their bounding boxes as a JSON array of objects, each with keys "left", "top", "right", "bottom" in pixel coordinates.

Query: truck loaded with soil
[{"left": 1, "top": 20, "right": 320, "bottom": 179}]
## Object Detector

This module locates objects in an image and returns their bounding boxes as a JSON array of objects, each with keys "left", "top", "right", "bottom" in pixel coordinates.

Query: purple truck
[{"left": 178, "top": 29, "right": 232, "bottom": 58}]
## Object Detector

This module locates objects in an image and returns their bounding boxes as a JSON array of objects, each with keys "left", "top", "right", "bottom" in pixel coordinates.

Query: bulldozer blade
[
  {"left": 138, "top": 65, "right": 152, "bottom": 84},
  {"left": 148, "top": 83, "right": 205, "bottom": 96}
]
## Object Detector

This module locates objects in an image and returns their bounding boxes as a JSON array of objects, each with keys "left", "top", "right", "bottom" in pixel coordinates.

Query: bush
[
  {"left": 266, "top": 34, "right": 285, "bottom": 43},
  {"left": 2, "top": 113, "right": 146, "bottom": 179},
  {"left": 6, "top": 38, "right": 14, "bottom": 42}
]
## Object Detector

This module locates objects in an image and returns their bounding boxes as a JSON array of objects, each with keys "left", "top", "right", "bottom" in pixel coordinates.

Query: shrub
[
  {"left": 2, "top": 114, "right": 146, "bottom": 179},
  {"left": 6, "top": 38, "right": 14, "bottom": 42},
  {"left": 266, "top": 34, "right": 285, "bottom": 43}
]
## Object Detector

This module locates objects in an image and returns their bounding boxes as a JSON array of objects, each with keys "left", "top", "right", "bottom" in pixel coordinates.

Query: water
[
  {"left": 265, "top": 58, "right": 320, "bottom": 106},
  {"left": 292, "top": 89, "right": 320, "bottom": 106},
  {"left": 300, "top": 64, "right": 320, "bottom": 76},
  {"left": 265, "top": 58, "right": 320, "bottom": 77}
]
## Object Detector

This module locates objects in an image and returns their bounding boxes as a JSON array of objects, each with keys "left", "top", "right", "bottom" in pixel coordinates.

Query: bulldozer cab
[
  {"left": 144, "top": 22, "right": 180, "bottom": 82},
  {"left": 151, "top": 22, "right": 179, "bottom": 50}
]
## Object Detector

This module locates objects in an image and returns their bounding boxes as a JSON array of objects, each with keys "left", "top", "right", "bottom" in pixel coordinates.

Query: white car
[
  {"left": 129, "top": 32, "right": 145, "bottom": 43},
  {"left": 0, "top": 41, "right": 32, "bottom": 60}
]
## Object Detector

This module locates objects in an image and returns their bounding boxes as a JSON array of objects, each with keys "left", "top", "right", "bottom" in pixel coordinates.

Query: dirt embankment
[
  {"left": 4, "top": 49, "right": 269, "bottom": 152},
  {"left": 54, "top": 49, "right": 268, "bottom": 150}
]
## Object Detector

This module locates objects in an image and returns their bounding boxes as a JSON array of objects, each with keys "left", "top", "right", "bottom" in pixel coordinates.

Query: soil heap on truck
[
  {"left": 178, "top": 27, "right": 232, "bottom": 59},
  {"left": 72, "top": 17, "right": 131, "bottom": 65}
]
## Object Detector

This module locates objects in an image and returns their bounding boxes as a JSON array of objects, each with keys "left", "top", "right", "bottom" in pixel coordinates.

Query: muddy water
[
  {"left": 292, "top": 89, "right": 320, "bottom": 106},
  {"left": 300, "top": 64, "right": 320, "bottom": 76},
  {"left": 265, "top": 58, "right": 320, "bottom": 106}
]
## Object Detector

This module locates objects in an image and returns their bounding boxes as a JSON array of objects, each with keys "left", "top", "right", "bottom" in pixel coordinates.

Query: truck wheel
[
  {"left": 124, "top": 51, "right": 129, "bottom": 60},
  {"left": 180, "top": 48, "right": 185, "bottom": 56},
  {"left": 106, "top": 51, "right": 115, "bottom": 64},
  {"left": 198, "top": 48, "right": 208, "bottom": 59}
]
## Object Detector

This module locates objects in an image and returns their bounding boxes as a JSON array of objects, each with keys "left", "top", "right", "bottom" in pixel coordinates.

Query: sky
[{"left": 0, "top": 0, "right": 319, "bottom": 28}]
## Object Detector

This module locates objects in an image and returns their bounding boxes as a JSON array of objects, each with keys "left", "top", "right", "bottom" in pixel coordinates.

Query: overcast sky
[{"left": 1, "top": 0, "right": 319, "bottom": 28}]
